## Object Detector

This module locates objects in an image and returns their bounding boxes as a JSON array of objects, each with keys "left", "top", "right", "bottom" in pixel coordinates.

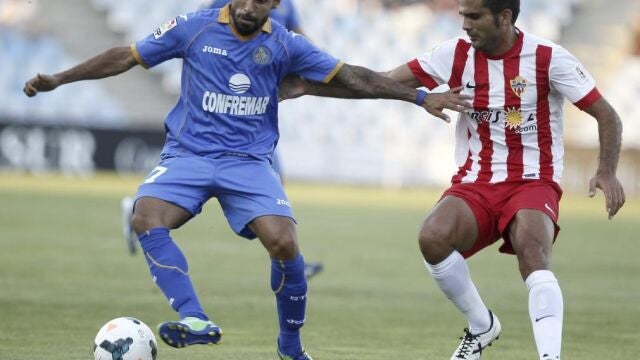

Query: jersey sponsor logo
[
  {"left": 153, "top": 18, "right": 177, "bottom": 39},
  {"left": 252, "top": 46, "right": 272, "bottom": 65},
  {"left": 202, "top": 45, "right": 228, "bottom": 56},
  {"left": 202, "top": 91, "right": 270, "bottom": 116},
  {"left": 202, "top": 73, "right": 270, "bottom": 115},
  {"left": 179, "top": 14, "right": 188, "bottom": 22},
  {"left": 228, "top": 73, "right": 251, "bottom": 94},
  {"left": 465, "top": 81, "right": 476, "bottom": 89},
  {"left": 514, "top": 124, "right": 537, "bottom": 134},
  {"left": 504, "top": 107, "right": 523, "bottom": 129},
  {"left": 469, "top": 108, "right": 537, "bottom": 133},
  {"left": 509, "top": 75, "right": 528, "bottom": 98}
]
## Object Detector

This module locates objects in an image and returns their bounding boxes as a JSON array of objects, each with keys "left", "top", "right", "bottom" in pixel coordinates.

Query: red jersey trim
[
  {"left": 407, "top": 59, "right": 439, "bottom": 90},
  {"left": 574, "top": 87, "right": 601, "bottom": 110}
]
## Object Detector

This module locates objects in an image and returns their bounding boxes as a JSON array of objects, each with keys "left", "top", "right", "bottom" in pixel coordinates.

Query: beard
[{"left": 232, "top": 13, "right": 268, "bottom": 36}]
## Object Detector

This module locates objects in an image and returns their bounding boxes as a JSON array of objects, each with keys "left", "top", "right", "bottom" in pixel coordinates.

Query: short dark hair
[{"left": 482, "top": 0, "right": 520, "bottom": 24}]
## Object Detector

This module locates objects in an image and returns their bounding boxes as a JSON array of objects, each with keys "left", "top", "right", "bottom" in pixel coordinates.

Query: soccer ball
[{"left": 93, "top": 317, "right": 158, "bottom": 360}]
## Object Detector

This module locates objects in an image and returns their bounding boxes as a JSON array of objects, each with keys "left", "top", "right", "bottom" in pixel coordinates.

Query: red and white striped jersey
[{"left": 408, "top": 30, "right": 601, "bottom": 184}]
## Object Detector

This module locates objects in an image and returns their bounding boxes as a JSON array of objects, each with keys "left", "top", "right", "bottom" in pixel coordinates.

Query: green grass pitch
[{"left": 0, "top": 172, "right": 638, "bottom": 359}]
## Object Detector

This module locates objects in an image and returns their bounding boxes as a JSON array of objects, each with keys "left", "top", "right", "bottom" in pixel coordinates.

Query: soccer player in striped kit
[
  {"left": 281, "top": 0, "right": 625, "bottom": 359},
  {"left": 22, "top": 1, "right": 471, "bottom": 359}
]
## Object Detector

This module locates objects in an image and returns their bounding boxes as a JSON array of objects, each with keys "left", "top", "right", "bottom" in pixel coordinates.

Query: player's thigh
[
  {"left": 502, "top": 182, "right": 561, "bottom": 276},
  {"left": 501, "top": 181, "right": 560, "bottom": 252},
  {"left": 133, "top": 197, "right": 192, "bottom": 231},
  {"left": 134, "top": 157, "right": 215, "bottom": 224},
  {"left": 420, "top": 195, "right": 480, "bottom": 252},
  {"left": 507, "top": 209, "right": 555, "bottom": 254},
  {"left": 215, "top": 157, "right": 294, "bottom": 240},
  {"left": 507, "top": 209, "right": 556, "bottom": 277}
]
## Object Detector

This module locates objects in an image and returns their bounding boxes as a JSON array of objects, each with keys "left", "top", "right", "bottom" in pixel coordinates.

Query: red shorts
[{"left": 442, "top": 181, "right": 563, "bottom": 258}]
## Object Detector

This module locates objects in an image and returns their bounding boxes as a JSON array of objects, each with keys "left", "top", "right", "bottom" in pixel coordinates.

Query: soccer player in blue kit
[
  {"left": 23, "top": 1, "right": 471, "bottom": 358},
  {"left": 206, "top": 0, "right": 326, "bottom": 281},
  {"left": 120, "top": 0, "right": 322, "bottom": 281}
]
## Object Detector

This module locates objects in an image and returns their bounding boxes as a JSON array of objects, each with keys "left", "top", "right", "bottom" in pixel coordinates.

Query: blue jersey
[
  {"left": 208, "top": 0, "right": 301, "bottom": 31},
  {"left": 131, "top": 6, "right": 341, "bottom": 160}
]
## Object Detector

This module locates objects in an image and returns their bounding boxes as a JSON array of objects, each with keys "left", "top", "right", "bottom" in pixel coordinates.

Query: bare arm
[
  {"left": 280, "top": 63, "right": 471, "bottom": 122},
  {"left": 24, "top": 46, "right": 138, "bottom": 97},
  {"left": 584, "top": 97, "right": 625, "bottom": 219},
  {"left": 329, "top": 63, "right": 419, "bottom": 101}
]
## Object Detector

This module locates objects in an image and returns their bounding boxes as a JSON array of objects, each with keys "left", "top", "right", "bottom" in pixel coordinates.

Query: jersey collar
[{"left": 218, "top": 4, "right": 272, "bottom": 40}]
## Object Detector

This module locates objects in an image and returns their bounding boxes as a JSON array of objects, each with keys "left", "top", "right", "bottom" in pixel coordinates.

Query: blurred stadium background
[
  {"left": 1, "top": 1, "right": 640, "bottom": 359},
  {"left": 1, "top": 0, "right": 639, "bottom": 192}
]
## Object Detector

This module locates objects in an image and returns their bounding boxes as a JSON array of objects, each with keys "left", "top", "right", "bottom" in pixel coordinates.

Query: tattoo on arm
[
  {"left": 332, "top": 64, "right": 415, "bottom": 101},
  {"left": 302, "top": 64, "right": 417, "bottom": 102}
]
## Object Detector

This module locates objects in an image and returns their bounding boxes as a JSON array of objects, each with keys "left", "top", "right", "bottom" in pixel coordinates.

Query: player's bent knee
[
  {"left": 516, "top": 245, "right": 550, "bottom": 278},
  {"left": 131, "top": 212, "right": 162, "bottom": 235},
  {"left": 418, "top": 226, "right": 455, "bottom": 260},
  {"left": 263, "top": 234, "right": 298, "bottom": 260}
]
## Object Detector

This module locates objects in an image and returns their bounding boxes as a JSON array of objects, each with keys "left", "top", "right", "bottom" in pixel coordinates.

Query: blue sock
[
  {"left": 138, "top": 228, "right": 208, "bottom": 321},
  {"left": 272, "top": 254, "right": 307, "bottom": 356}
]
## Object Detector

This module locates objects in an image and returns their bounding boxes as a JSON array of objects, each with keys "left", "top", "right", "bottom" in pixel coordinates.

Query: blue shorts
[{"left": 135, "top": 154, "right": 293, "bottom": 239}]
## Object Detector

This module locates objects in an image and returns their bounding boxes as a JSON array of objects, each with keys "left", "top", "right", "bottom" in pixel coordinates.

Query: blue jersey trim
[{"left": 130, "top": 44, "right": 149, "bottom": 69}]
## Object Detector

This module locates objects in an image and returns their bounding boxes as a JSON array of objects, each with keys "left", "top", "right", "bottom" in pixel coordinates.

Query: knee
[
  {"left": 131, "top": 211, "right": 158, "bottom": 235},
  {"left": 418, "top": 223, "right": 454, "bottom": 264},
  {"left": 516, "top": 244, "right": 550, "bottom": 279},
  {"left": 263, "top": 231, "right": 298, "bottom": 260}
]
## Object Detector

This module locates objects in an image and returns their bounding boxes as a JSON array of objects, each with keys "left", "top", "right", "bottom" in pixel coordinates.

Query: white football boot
[{"left": 450, "top": 310, "right": 501, "bottom": 360}]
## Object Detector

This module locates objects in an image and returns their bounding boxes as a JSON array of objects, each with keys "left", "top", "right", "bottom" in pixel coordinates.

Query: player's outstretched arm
[
  {"left": 281, "top": 64, "right": 472, "bottom": 122},
  {"left": 584, "top": 97, "right": 626, "bottom": 219},
  {"left": 23, "top": 46, "right": 138, "bottom": 97}
]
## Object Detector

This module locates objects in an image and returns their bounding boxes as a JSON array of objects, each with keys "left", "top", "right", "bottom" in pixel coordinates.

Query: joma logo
[{"left": 202, "top": 45, "right": 228, "bottom": 56}]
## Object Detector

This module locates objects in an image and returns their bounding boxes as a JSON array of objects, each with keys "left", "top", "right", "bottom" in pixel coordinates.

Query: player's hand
[
  {"left": 588, "top": 172, "right": 625, "bottom": 220},
  {"left": 420, "top": 86, "right": 473, "bottom": 123},
  {"left": 23, "top": 73, "right": 61, "bottom": 97},
  {"left": 279, "top": 75, "right": 307, "bottom": 102}
]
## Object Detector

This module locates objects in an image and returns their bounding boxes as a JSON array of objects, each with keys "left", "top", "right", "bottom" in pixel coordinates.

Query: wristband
[{"left": 415, "top": 89, "right": 428, "bottom": 105}]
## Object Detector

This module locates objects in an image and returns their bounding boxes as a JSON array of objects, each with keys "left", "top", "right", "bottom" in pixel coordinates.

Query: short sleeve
[
  {"left": 286, "top": 33, "right": 342, "bottom": 83},
  {"left": 132, "top": 15, "right": 194, "bottom": 69},
  {"left": 407, "top": 38, "right": 459, "bottom": 90},
  {"left": 549, "top": 46, "right": 601, "bottom": 110}
]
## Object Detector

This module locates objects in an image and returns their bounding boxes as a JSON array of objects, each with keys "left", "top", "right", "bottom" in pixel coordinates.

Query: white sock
[
  {"left": 526, "top": 270, "right": 563, "bottom": 360},
  {"left": 424, "top": 251, "right": 491, "bottom": 334}
]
